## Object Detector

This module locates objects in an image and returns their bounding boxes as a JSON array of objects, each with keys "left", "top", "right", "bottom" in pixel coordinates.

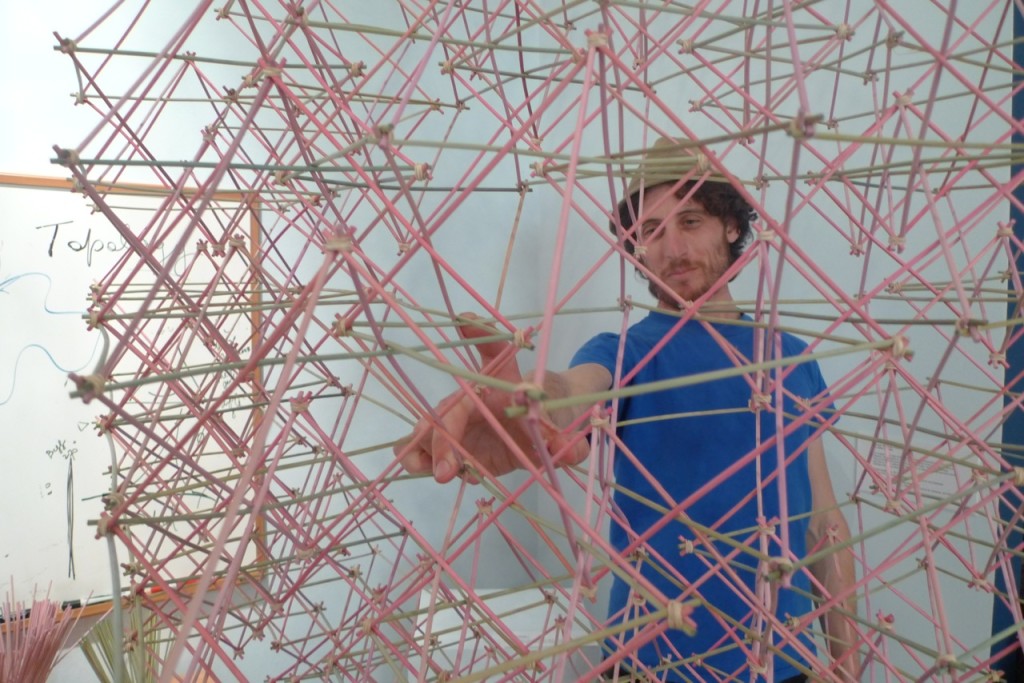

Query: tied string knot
[
  {"left": 95, "top": 513, "right": 116, "bottom": 538},
  {"left": 586, "top": 30, "right": 608, "bottom": 48},
  {"left": 1013, "top": 467, "right": 1024, "bottom": 487},
  {"left": 666, "top": 599, "right": 698, "bottom": 635},
  {"left": 765, "top": 556, "right": 794, "bottom": 580},
  {"left": 513, "top": 328, "right": 534, "bottom": 349},
  {"left": 694, "top": 153, "right": 712, "bottom": 175},
  {"left": 890, "top": 335, "right": 910, "bottom": 359},
  {"left": 324, "top": 233, "right": 353, "bottom": 253},
  {"left": 103, "top": 491, "right": 126, "bottom": 511},
  {"left": 75, "top": 373, "right": 106, "bottom": 400},
  {"left": 877, "top": 611, "right": 895, "bottom": 631},
  {"left": 332, "top": 314, "right": 353, "bottom": 337},
  {"left": 749, "top": 392, "right": 771, "bottom": 411}
]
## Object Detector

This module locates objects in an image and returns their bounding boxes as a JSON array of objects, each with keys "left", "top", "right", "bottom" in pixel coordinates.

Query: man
[{"left": 396, "top": 138, "right": 860, "bottom": 681}]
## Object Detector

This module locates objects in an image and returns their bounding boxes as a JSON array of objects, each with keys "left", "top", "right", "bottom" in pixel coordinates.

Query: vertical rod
[{"left": 993, "top": 6, "right": 1024, "bottom": 679}]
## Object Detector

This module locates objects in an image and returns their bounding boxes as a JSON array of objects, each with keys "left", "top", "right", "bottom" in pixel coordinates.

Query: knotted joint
[
  {"left": 748, "top": 391, "right": 771, "bottom": 411},
  {"left": 877, "top": 611, "right": 895, "bottom": 631},
  {"left": 103, "top": 491, "right": 126, "bottom": 511},
  {"left": 324, "top": 233, "right": 354, "bottom": 252},
  {"left": 95, "top": 514, "right": 115, "bottom": 538},
  {"left": 513, "top": 328, "right": 534, "bottom": 349},
  {"left": 76, "top": 373, "right": 107, "bottom": 399},
  {"left": 666, "top": 600, "right": 698, "bottom": 635},
  {"left": 586, "top": 30, "right": 609, "bottom": 48},
  {"left": 55, "top": 147, "right": 80, "bottom": 166},
  {"left": 765, "top": 556, "right": 794, "bottom": 580},
  {"left": 332, "top": 315, "right": 353, "bottom": 337},
  {"left": 290, "top": 392, "right": 313, "bottom": 413},
  {"left": 890, "top": 335, "right": 911, "bottom": 359}
]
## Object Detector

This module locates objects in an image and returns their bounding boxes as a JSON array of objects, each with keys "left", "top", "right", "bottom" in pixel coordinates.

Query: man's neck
[{"left": 657, "top": 289, "right": 742, "bottom": 320}]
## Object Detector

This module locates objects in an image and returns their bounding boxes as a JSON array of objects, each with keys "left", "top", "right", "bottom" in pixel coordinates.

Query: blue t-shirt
[{"left": 571, "top": 311, "right": 831, "bottom": 681}]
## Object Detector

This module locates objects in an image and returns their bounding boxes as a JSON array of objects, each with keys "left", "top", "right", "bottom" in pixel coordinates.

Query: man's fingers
[
  {"left": 541, "top": 421, "right": 591, "bottom": 468},
  {"left": 430, "top": 393, "right": 472, "bottom": 483},
  {"left": 400, "top": 446, "right": 433, "bottom": 474},
  {"left": 456, "top": 312, "right": 525, "bottom": 385},
  {"left": 565, "top": 435, "right": 591, "bottom": 466},
  {"left": 394, "top": 421, "right": 433, "bottom": 474}
]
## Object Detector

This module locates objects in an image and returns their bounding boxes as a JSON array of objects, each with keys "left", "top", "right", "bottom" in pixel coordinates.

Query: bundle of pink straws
[{"left": 0, "top": 596, "right": 78, "bottom": 683}]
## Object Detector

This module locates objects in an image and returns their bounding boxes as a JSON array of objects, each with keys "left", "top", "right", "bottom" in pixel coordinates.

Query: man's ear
[{"left": 725, "top": 219, "right": 740, "bottom": 244}]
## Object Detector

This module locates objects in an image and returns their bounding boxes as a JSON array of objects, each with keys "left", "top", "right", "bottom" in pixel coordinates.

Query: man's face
[{"left": 634, "top": 183, "right": 739, "bottom": 309}]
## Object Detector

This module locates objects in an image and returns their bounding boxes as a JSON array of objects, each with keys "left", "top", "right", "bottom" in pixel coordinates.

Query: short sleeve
[{"left": 569, "top": 332, "right": 624, "bottom": 377}]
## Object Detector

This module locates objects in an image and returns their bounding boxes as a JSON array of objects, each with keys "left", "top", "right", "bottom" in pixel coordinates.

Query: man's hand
[{"left": 392, "top": 314, "right": 599, "bottom": 483}]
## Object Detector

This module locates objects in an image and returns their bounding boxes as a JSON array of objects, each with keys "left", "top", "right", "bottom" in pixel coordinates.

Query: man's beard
[{"left": 647, "top": 241, "right": 732, "bottom": 309}]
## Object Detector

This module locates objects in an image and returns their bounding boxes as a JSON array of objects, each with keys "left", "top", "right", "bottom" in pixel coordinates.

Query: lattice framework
[{"left": 49, "top": 1, "right": 1024, "bottom": 681}]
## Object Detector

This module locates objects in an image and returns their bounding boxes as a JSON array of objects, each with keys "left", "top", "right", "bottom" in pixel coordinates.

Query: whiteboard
[
  {"left": 0, "top": 175, "right": 258, "bottom": 606},
  {"left": 0, "top": 176, "right": 122, "bottom": 604}
]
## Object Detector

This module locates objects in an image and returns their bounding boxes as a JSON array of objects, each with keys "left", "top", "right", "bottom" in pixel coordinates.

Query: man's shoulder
[{"left": 776, "top": 328, "right": 812, "bottom": 353}]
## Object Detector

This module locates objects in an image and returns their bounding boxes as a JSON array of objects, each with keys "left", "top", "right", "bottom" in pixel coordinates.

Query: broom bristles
[{"left": 0, "top": 594, "right": 79, "bottom": 683}]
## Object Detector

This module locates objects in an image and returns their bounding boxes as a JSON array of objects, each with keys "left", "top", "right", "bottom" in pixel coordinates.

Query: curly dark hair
[{"left": 612, "top": 180, "right": 757, "bottom": 265}]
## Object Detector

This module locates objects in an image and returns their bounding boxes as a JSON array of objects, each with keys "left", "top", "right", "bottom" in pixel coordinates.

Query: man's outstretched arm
[
  {"left": 393, "top": 313, "right": 612, "bottom": 483},
  {"left": 807, "top": 437, "right": 861, "bottom": 680}
]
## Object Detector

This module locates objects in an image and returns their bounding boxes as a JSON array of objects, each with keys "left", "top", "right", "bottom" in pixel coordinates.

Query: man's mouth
[{"left": 665, "top": 265, "right": 695, "bottom": 279}]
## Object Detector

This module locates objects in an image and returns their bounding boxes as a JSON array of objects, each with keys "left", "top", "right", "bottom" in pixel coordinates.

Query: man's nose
[{"left": 662, "top": 225, "right": 689, "bottom": 259}]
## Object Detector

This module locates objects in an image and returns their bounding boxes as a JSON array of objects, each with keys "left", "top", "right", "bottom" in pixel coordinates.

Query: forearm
[
  {"left": 809, "top": 516, "right": 860, "bottom": 680},
  {"left": 532, "top": 363, "right": 613, "bottom": 430}
]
